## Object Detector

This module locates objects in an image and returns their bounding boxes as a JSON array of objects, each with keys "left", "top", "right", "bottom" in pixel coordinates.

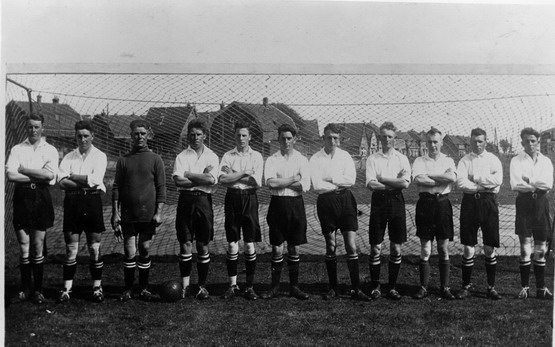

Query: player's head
[
  {"left": 187, "top": 119, "right": 207, "bottom": 150},
  {"left": 277, "top": 123, "right": 297, "bottom": 154},
  {"left": 322, "top": 123, "right": 343, "bottom": 154},
  {"left": 234, "top": 120, "right": 252, "bottom": 150},
  {"left": 26, "top": 113, "right": 45, "bottom": 144},
  {"left": 520, "top": 127, "right": 540, "bottom": 156},
  {"left": 129, "top": 119, "right": 151, "bottom": 149},
  {"left": 426, "top": 127, "right": 443, "bottom": 158},
  {"left": 470, "top": 127, "right": 487, "bottom": 155},
  {"left": 74, "top": 120, "right": 95, "bottom": 153},
  {"left": 379, "top": 121, "right": 397, "bottom": 151}
]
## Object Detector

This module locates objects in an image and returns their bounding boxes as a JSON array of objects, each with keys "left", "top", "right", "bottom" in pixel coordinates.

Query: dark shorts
[
  {"left": 266, "top": 195, "right": 307, "bottom": 246},
  {"left": 415, "top": 193, "right": 454, "bottom": 241},
  {"left": 460, "top": 192, "right": 499, "bottom": 247},
  {"left": 224, "top": 188, "right": 262, "bottom": 243},
  {"left": 176, "top": 191, "right": 214, "bottom": 245},
  {"left": 63, "top": 191, "right": 106, "bottom": 234},
  {"left": 317, "top": 189, "right": 359, "bottom": 234},
  {"left": 121, "top": 222, "right": 156, "bottom": 238},
  {"left": 515, "top": 191, "right": 551, "bottom": 242},
  {"left": 13, "top": 184, "right": 55, "bottom": 231},
  {"left": 369, "top": 190, "right": 407, "bottom": 245}
]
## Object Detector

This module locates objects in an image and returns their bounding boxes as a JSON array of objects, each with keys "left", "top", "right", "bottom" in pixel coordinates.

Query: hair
[
  {"left": 426, "top": 127, "right": 442, "bottom": 137},
  {"left": 187, "top": 119, "right": 208, "bottom": 134},
  {"left": 129, "top": 119, "right": 151, "bottom": 130},
  {"left": 75, "top": 120, "right": 94, "bottom": 133},
  {"left": 277, "top": 123, "right": 297, "bottom": 137},
  {"left": 379, "top": 121, "right": 397, "bottom": 132},
  {"left": 234, "top": 120, "right": 252, "bottom": 133},
  {"left": 470, "top": 128, "right": 487, "bottom": 138},
  {"left": 27, "top": 112, "right": 44, "bottom": 124},
  {"left": 520, "top": 127, "right": 540, "bottom": 139},
  {"left": 323, "top": 123, "right": 344, "bottom": 134}
]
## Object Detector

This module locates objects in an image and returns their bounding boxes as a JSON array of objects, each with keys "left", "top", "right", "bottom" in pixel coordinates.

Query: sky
[{"left": 2, "top": 0, "right": 555, "bottom": 67}]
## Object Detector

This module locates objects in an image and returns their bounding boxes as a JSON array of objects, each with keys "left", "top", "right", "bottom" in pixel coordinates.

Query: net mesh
[{"left": 5, "top": 73, "right": 555, "bottom": 261}]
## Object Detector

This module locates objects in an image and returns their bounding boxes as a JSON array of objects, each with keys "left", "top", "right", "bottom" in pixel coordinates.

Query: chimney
[
  {"left": 37, "top": 95, "right": 42, "bottom": 103},
  {"left": 263, "top": 97, "right": 268, "bottom": 106},
  {"left": 220, "top": 101, "right": 225, "bottom": 110},
  {"left": 53, "top": 96, "right": 59, "bottom": 104}
]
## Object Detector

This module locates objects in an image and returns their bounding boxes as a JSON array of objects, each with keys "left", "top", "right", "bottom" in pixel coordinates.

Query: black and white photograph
[{"left": 2, "top": 0, "right": 555, "bottom": 345}]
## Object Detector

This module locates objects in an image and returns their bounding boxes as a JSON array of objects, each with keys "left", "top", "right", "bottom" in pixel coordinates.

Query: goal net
[{"left": 5, "top": 71, "right": 555, "bottom": 261}]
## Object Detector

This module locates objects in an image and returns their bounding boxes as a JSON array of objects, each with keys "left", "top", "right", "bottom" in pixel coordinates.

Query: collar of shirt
[
  {"left": 185, "top": 145, "right": 216, "bottom": 156},
  {"left": 231, "top": 146, "right": 252, "bottom": 156},
  {"left": 72, "top": 144, "right": 98, "bottom": 158},
  {"left": 468, "top": 151, "right": 488, "bottom": 159},
  {"left": 424, "top": 153, "right": 446, "bottom": 161},
  {"left": 131, "top": 146, "right": 151, "bottom": 154},
  {"left": 23, "top": 137, "right": 48, "bottom": 148},
  {"left": 377, "top": 149, "right": 401, "bottom": 159}
]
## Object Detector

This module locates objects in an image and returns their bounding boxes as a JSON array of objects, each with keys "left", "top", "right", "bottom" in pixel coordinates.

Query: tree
[
  {"left": 499, "top": 138, "right": 511, "bottom": 154},
  {"left": 486, "top": 142, "right": 499, "bottom": 154}
]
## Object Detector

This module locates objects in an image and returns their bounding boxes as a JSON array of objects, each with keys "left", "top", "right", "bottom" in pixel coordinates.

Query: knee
[
  {"left": 137, "top": 243, "right": 150, "bottom": 258},
  {"left": 534, "top": 245, "right": 547, "bottom": 261},
  {"left": 244, "top": 242, "right": 255, "bottom": 255},
  {"left": 228, "top": 242, "right": 239, "bottom": 254},
  {"left": 420, "top": 249, "right": 431, "bottom": 261},
  {"left": 484, "top": 246, "right": 496, "bottom": 258},
  {"left": 88, "top": 242, "right": 101, "bottom": 261},
  {"left": 463, "top": 246, "right": 475, "bottom": 258},
  {"left": 66, "top": 242, "right": 79, "bottom": 260},
  {"left": 370, "top": 244, "right": 381, "bottom": 256},
  {"left": 196, "top": 243, "right": 208, "bottom": 256},
  {"left": 390, "top": 244, "right": 402, "bottom": 257}
]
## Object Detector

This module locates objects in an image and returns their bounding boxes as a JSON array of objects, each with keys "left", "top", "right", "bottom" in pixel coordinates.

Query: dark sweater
[{"left": 112, "top": 147, "right": 166, "bottom": 223}]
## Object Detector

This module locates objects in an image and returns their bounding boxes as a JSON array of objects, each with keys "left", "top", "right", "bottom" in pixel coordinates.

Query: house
[
  {"left": 408, "top": 130, "right": 427, "bottom": 157},
  {"left": 6, "top": 96, "right": 82, "bottom": 158},
  {"left": 299, "top": 118, "right": 320, "bottom": 157},
  {"left": 145, "top": 105, "right": 197, "bottom": 160},
  {"left": 443, "top": 134, "right": 469, "bottom": 158},
  {"left": 339, "top": 122, "right": 381, "bottom": 157},
  {"left": 541, "top": 128, "right": 555, "bottom": 162},
  {"left": 192, "top": 104, "right": 224, "bottom": 150},
  {"left": 209, "top": 98, "right": 298, "bottom": 158},
  {"left": 396, "top": 131, "right": 420, "bottom": 158},
  {"left": 106, "top": 114, "right": 144, "bottom": 157}
]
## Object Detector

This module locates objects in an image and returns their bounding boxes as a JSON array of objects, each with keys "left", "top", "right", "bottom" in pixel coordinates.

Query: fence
[{"left": 5, "top": 72, "right": 555, "bottom": 262}]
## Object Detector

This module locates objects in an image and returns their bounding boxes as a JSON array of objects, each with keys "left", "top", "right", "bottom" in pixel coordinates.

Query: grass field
[{"left": 4, "top": 254, "right": 553, "bottom": 346}]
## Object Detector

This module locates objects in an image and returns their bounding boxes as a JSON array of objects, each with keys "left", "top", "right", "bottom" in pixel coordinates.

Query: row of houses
[{"left": 8, "top": 96, "right": 504, "bottom": 163}]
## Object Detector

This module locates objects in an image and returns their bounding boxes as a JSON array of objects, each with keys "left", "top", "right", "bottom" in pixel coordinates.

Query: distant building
[
  {"left": 6, "top": 96, "right": 81, "bottom": 158},
  {"left": 145, "top": 105, "right": 197, "bottom": 160},
  {"left": 210, "top": 98, "right": 319, "bottom": 157},
  {"left": 541, "top": 127, "right": 555, "bottom": 162},
  {"left": 340, "top": 122, "right": 381, "bottom": 157},
  {"left": 396, "top": 131, "right": 421, "bottom": 158},
  {"left": 443, "top": 134, "right": 470, "bottom": 158},
  {"left": 408, "top": 130, "right": 427, "bottom": 157}
]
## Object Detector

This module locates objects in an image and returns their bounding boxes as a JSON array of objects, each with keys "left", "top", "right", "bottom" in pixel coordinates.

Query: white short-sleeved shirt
[
  {"left": 58, "top": 145, "right": 108, "bottom": 192},
  {"left": 264, "top": 149, "right": 311, "bottom": 197},
  {"left": 173, "top": 145, "right": 219, "bottom": 194},
  {"left": 218, "top": 146, "right": 263, "bottom": 189},
  {"left": 510, "top": 151, "right": 553, "bottom": 192},
  {"left": 365, "top": 149, "right": 411, "bottom": 189},
  {"left": 456, "top": 151, "right": 503, "bottom": 194},
  {"left": 6, "top": 137, "right": 59, "bottom": 185},
  {"left": 310, "top": 147, "right": 356, "bottom": 194},
  {"left": 412, "top": 153, "right": 456, "bottom": 195}
]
